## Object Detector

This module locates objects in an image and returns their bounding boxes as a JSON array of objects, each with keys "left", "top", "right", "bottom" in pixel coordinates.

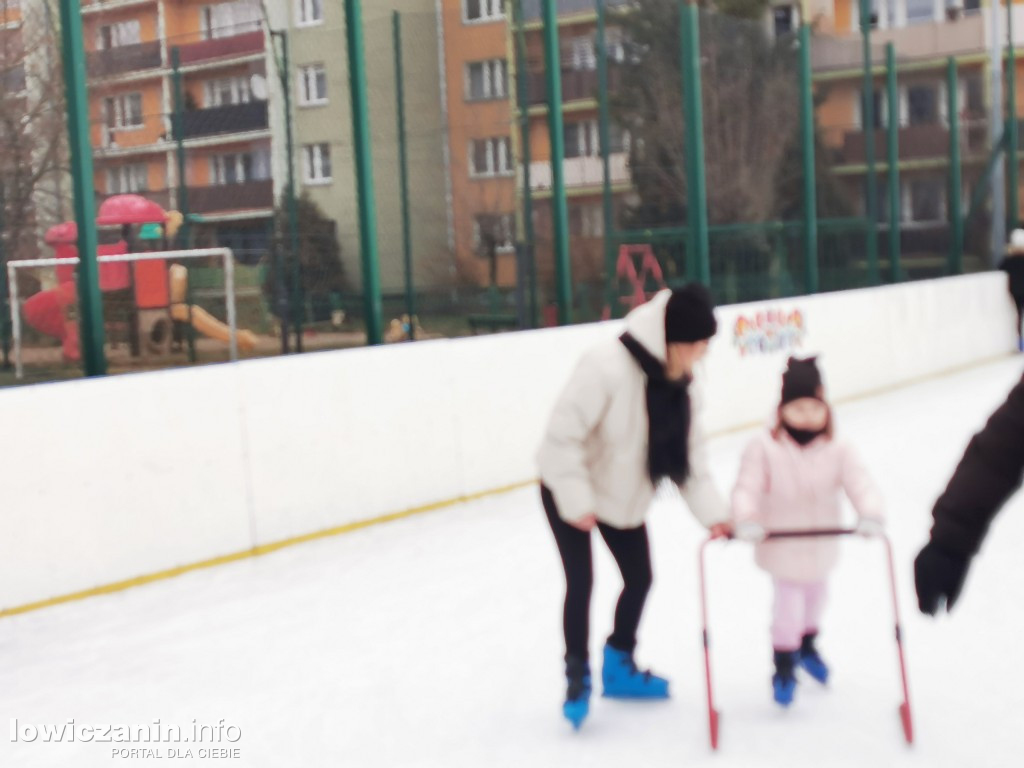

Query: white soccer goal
[{"left": 7, "top": 248, "right": 239, "bottom": 379}]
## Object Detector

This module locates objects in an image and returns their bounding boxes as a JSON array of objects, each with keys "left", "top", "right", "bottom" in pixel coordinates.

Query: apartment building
[
  {"left": 439, "top": 0, "right": 634, "bottom": 288},
  {"left": 286, "top": 0, "right": 450, "bottom": 292},
  {"left": 79, "top": 0, "right": 278, "bottom": 257},
  {"left": 810, "top": 0, "right": 1023, "bottom": 258}
]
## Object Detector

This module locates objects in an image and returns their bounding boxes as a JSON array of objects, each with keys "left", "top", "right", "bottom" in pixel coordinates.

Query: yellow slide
[{"left": 169, "top": 264, "right": 259, "bottom": 352}]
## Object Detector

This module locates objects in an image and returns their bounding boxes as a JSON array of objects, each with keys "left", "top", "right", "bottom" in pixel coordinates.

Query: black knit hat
[
  {"left": 781, "top": 356, "right": 824, "bottom": 404},
  {"left": 664, "top": 284, "right": 717, "bottom": 343}
]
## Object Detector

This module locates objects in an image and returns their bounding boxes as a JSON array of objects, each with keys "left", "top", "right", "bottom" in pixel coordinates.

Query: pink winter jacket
[{"left": 731, "top": 429, "right": 885, "bottom": 583}]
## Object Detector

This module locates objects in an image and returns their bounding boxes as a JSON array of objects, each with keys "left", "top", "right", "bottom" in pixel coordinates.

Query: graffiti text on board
[{"left": 733, "top": 309, "right": 806, "bottom": 356}]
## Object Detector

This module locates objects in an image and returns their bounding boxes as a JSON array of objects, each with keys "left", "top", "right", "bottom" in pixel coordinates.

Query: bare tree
[
  {"left": 614, "top": 0, "right": 800, "bottom": 227},
  {"left": 0, "top": 1, "right": 68, "bottom": 263}
]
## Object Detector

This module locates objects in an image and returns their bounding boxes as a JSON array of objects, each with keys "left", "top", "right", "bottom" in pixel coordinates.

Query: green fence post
[
  {"left": 859, "top": 0, "right": 879, "bottom": 285},
  {"left": 513, "top": 0, "right": 538, "bottom": 328},
  {"left": 393, "top": 12, "right": 415, "bottom": 340},
  {"left": 886, "top": 42, "right": 901, "bottom": 282},
  {"left": 272, "top": 30, "right": 303, "bottom": 352},
  {"left": 344, "top": 0, "right": 384, "bottom": 345},
  {"left": 0, "top": 181, "right": 9, "bottom": 369},
  {"left": 57, "top": 0, "right": 106, "bottom": 376},
  {"left": 541, "top": 0, "right": 573, "bottom": 325},
  {"left": 799, "top": 24, "right": 818, "bottom": 294},
  {"left": 597, "top": 0, "right": 617, "bottom": 314},
  {"left": 1009, "top": 1, "right": 1019, "bottom": 231},
  {"left": 948, "top": 57, "right": 964, "bottom": 275},
  {"left": 171, "top": 48, "right": 191, "bottom": 248},
  {"left": 170, "top": 48, "right": 198, "bottom": 364},
  {"left": 680, "top": 0, "right": 710, "bottom": 285}
]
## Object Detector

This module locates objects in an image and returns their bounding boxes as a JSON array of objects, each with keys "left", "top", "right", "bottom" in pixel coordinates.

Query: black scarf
[
  {"left": 784, "top": 424, "right": 826, "bottom": 446},
  {"left": 620, "top": 332, "right": 691, "bottom": 485}
]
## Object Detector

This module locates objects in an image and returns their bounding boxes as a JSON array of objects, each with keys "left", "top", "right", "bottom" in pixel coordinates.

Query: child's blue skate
[
  {"left": 601, "top": 644, "right": 670, "bottom": 699},
  {"left": 563, "top": 656, "right": 591, "bottom": 730},
  {"left": 772, "top": 650, "right": 798, "bottom": 707},
  {"left": 798, "top": 633, "right": 830, "bottom": 684}
]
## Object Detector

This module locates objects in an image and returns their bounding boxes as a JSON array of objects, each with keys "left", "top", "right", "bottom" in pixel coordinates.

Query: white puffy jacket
[{"left": 536, "top": 290, "right": 728, "bottom": 529}]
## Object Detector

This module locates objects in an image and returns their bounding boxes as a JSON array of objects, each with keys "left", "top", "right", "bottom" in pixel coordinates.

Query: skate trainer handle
[{"left": 764, "top": 527, "right": 858, "bottom": 539}]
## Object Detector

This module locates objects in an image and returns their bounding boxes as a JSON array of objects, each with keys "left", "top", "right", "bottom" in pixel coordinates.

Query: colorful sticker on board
[{"left": 733, "top": 309, "right": 806, "bottom": 356}]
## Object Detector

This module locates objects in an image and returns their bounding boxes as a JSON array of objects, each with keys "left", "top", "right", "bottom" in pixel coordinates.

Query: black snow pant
[{"left": 542, "top": 484, "right": 653, "bottom": 662}]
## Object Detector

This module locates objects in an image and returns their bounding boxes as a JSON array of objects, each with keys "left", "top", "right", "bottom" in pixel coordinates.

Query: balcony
[
  {"left": 87, "top": 41, "right": 162, "bottom": 79},
  {"left": 811, "top": 16, "right": 986, "bottom": 72},
  {"left": 188, "top": 180, "right": 273, "bottom": 214},
  {"left": 527, "top": 66, "right": 620, "bottom": 106},
  {"left": 836, "top": 122, "right": 989, "bottom": 165},
  {"left": 179, "top": 102, "right": 269, "bottom": 141},
  {"left": 520, "top": 0, "right": 631, "bottom": 22},
  {"left": 529, "top": 153, "right": 630, "bottom": 191},
  {"left": 81, "top": 0, "right": 158, "bottom": 13},
  {"left": 175, "top": 30, "right": 265, "bottom": 67}
]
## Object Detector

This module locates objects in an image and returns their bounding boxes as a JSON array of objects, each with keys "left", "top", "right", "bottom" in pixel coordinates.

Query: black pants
[{"left": 542, "top": 485, "right": 653, "bottom": 662}]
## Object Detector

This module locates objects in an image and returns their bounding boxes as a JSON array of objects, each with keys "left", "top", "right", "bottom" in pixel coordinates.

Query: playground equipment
[
  {"left": 9, "top": 248, "right": 247, "bottom": 379},
  {"left": 16, "top": 194, "right": 258, "bottom": 364}
]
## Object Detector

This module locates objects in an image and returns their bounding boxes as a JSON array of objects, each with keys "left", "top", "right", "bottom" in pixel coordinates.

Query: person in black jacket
[
  {"left": 914, "top": 374, "right": 1024, "bottom": 614},
  {"left": 998, "top": 229, "right": 1024, "bottom": 351}
]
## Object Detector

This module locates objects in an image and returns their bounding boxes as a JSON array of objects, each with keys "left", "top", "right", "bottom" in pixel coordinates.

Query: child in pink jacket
[{"left": 731, "top": 356, "right": 884, "bottom": 707}]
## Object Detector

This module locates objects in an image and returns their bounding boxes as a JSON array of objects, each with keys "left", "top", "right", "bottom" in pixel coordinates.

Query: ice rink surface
[{"left": 3, "top": 356, "right": 1024, "bottom": 767}]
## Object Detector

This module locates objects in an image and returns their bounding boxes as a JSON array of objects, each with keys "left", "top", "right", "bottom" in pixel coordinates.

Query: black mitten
[{"left": 914, "top": 542, "right": 970, "bottom": 615}]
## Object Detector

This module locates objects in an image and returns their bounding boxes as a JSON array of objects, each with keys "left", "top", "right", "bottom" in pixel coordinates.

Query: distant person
[
  {"left": 536, "top": 285, "right": 732, "bottom": 730},
  {"left": 731, "top": 356, "right": 885, "bottom": 707},
  {"left": 998, "top": 229, "right": 1024, "bottom": 351},
  {"left": 915, "top": 373, "right": 1024, "bottom": 615}
]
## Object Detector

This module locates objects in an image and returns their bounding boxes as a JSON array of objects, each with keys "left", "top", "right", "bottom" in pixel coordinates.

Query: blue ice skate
[
  {"left": 563, "top": 656, "right": 591, "bottom": 730},
  {"left": 601, "top": 644, "right": 669, "bottom": 699},
  {"left": 772, "top": 650, "right": 798, "bottom": 707},
  {"left": 798, "top": 633, "right": 829, "bottom": 685}
]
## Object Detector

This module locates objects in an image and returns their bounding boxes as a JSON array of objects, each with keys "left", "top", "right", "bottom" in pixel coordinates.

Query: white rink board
[{"left": 0, "top": 274, "right": 1016, "bottom": 610}]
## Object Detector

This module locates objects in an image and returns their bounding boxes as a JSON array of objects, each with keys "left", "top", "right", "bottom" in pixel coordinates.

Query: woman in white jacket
[{"left": 537, "top": 285, "right": 732, "bottom": 729}]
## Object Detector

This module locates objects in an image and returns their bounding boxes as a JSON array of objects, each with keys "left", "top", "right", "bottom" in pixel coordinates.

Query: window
[
  {"left": 905, "top": 0, "right": 935, "bottom": 25},
  {"left": 570, "top": 203, "right": 604, "bottom": 238},
  {"left": 563, "top": 120, "right": 630, "bottom": 158},
  {"left": 97, "top": 20, "right": 141, "bottom": 50},
  {"left": 299, "top": 64, "right": 328, "bottom": 105},
  {"left": 473, "top": 213, "right": 514, "bottom": 253},
  {"left": 908, "top": 178, "right": 944, "bottom": 222},
  {"left": 564, "top": 36, "right": 596, "bottom": 71},
  {"left": 2, "top": 65, "right": 25, "bottom": 93},
  {"left": 104, "top": 93, "right": 144, "bottom": 130},
  {"left": 858, "top": 87, "right": 886, "bottom": 129},
  {"left": 773, "top": 6, "right": 796, "bottom": 37},
  {"left": 564, "top": 120, "right": 598, "bottom": 158},
  {"left": 604, "top": 28, "right": 627, "bottom": 64},
  {"left": 464, "top": 0, "right": 504, "bottom": 23},
  {"left": 106, "top": 164, "right": 148, "bottom": 194},
  {"left": 303, "top": 143, "right": 332, "bottom": 183},
  {"left": 609, "top": 123, "right": 631, "bottom": 154},
  {"left": 964, "top": 72, "right": 984, "bottom": 115},
  {"left": 201, "top": 1, "right": 261, "bottom": 40},
  {"left": 203, "top": 76, "right": 252, "bottom": 107},
  {"left": 907, "top": 83, "right": 940, "bottom": 126},
  {"left": 297, "top": 0, "right": 324, "bottom": 26},
  {"left": 963, "top": 0, "right": 981, "bottom": 11},
  {"left": 210, "top": 149, "right": 270, "bottom": 185},
  {"left": 469, "top": 137, "right": 513, "bottom": 178},
  {"left": 466, "top": 60, "right": 507, "bottom": 101}
]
